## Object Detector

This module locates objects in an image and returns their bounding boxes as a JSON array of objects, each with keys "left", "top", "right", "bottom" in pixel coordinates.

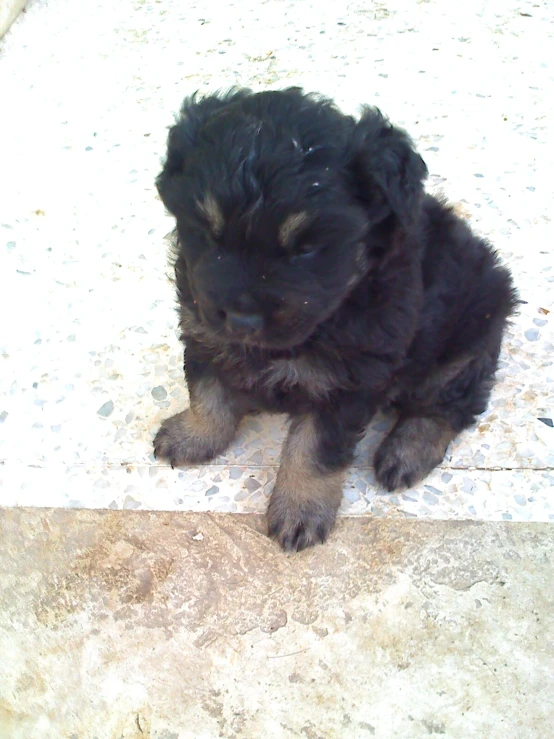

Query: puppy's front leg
[
  {"left": 268, "top": 401, "right": 371, "bottom": 552},
  {"left": 154, "top": 370, "right": 242, "bottom": 468}
]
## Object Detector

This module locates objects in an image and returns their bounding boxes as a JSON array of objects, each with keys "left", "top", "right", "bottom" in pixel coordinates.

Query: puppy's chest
[{"left": 227, "top": 353, "right": 348, "bottom": 399}]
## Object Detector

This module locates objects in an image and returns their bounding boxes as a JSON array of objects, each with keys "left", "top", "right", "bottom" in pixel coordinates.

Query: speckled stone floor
[{"left": 1, "top": 0, "right": 553, "bottom": 520}]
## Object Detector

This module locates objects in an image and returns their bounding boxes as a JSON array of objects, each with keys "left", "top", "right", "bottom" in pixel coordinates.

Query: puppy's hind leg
[
  {"left": 374, "top": 353, "right": 497, "bottom": 491},
  {"left": 374, "top": 416, "right": 456, "bottom": 492}
]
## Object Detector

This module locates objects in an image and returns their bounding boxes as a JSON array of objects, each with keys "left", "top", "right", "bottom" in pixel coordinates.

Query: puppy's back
[{"left": 417, "top": 194, "right": 518, "bottom": 361}]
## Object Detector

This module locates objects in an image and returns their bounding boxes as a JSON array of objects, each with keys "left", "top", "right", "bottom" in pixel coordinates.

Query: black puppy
[{"left": 154, "top": 88, "right": 517, "bottom": 551}]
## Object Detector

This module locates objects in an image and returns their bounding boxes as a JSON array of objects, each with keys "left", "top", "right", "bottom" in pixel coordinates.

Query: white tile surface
[{"left": 1, "top": 0, "right": 553, "bottom": 519}]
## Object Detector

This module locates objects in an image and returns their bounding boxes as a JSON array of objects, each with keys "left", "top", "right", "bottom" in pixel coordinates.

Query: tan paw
[
  {"left": 153, "top": 410, "right": 232, "bottom": 467},
  {"left": 266, "top": 481, "right": 341, "bottom": 552}
]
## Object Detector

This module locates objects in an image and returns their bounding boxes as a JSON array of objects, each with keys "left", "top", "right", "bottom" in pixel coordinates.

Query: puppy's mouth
[
  {"left": 225, "top": 320, "right": 314, "bottom": 351},
  {"left": 236, "top": 331, "right": 309, "bottom": 351},
  {"left": 189, "top": 305, "right": 316, "bottom": 350}
]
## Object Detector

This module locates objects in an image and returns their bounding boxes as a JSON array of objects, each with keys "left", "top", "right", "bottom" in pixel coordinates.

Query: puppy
[{"left": 153, "top": 88, "right": 517, "bottom": 551}]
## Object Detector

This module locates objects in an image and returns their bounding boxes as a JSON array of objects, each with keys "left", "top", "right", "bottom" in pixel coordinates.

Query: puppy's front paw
[
  {"left": 154, "top": 410, "right": 229, "bottom": 467},
  {"left": 266, "top": 484, "right": 340, "bottom": 552}
]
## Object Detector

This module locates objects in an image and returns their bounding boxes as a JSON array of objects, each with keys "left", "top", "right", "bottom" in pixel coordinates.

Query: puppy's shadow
[
  {"left": 354, "top": 411, "right": 398, "bottom": 467},
  {"left": 215, "top": 411, "right": 397, "bottom": 469}
]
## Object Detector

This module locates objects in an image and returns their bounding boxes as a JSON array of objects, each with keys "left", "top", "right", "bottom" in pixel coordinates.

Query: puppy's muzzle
[{"left": 224, "top": 309, "right": 264, "bottom": 336}]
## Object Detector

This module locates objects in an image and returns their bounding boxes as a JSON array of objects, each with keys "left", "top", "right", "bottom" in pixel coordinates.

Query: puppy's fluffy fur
[{"left": 154, "top": 88, "right": 517, "bottom": 551}]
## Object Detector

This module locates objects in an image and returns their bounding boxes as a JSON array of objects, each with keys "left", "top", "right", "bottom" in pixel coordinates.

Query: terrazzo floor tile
[{"left": 1, "top": 0, "right": 553, "bottom": 521}]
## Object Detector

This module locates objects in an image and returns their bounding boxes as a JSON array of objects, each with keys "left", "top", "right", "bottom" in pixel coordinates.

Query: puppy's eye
[{"left": 290, "top": 245, "right": 321, "bottom": 262}]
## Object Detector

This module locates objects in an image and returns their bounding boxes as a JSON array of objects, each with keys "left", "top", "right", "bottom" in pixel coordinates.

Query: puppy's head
[{"left": 157, "top": 88, "right": 427, "bottom": 350}]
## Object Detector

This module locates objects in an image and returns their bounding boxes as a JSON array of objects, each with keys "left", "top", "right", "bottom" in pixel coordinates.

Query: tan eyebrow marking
[
  {"left": 197, "top": 193, "right": 224, "bottom": 236},
  {"left": 279, "top": 211, "right": 310, "bottom": 248}
]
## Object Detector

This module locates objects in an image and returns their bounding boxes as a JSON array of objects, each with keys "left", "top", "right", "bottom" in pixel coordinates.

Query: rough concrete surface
[
  {"left": 0, "top": 0, "right": 25, "bottom": 38},
  {"left": 1, "top": 508, "right": 553, "bottom": 738}
]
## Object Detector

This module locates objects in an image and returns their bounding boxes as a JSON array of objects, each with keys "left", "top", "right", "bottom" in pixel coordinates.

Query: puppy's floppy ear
[
  {"left": 349, "top": 107, "right": 428, "bottom": 228},
  {"left": 156, "top": 89, "right": 250, "bottom": 216}
]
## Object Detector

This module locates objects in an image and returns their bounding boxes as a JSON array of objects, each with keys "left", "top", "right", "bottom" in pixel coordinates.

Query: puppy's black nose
[{"left": 225, "top": 310, "right": 264, "bottom": 335}]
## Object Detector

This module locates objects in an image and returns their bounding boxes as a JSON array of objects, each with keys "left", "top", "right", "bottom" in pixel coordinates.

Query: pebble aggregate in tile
[
  {"left": 1, "top": 0, "right": 553, "bottom": 522},
  {"left": 2, "top": 462, "right": 552, "bottom": 522}
]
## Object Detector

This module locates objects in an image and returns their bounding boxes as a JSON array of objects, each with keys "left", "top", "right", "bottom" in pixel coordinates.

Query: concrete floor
[
  {"left": 0, "top": 1, "right": 25, "bottom": 39},
  {"left": 1, "top": 509, "right": 553, "bottom": 739}
]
